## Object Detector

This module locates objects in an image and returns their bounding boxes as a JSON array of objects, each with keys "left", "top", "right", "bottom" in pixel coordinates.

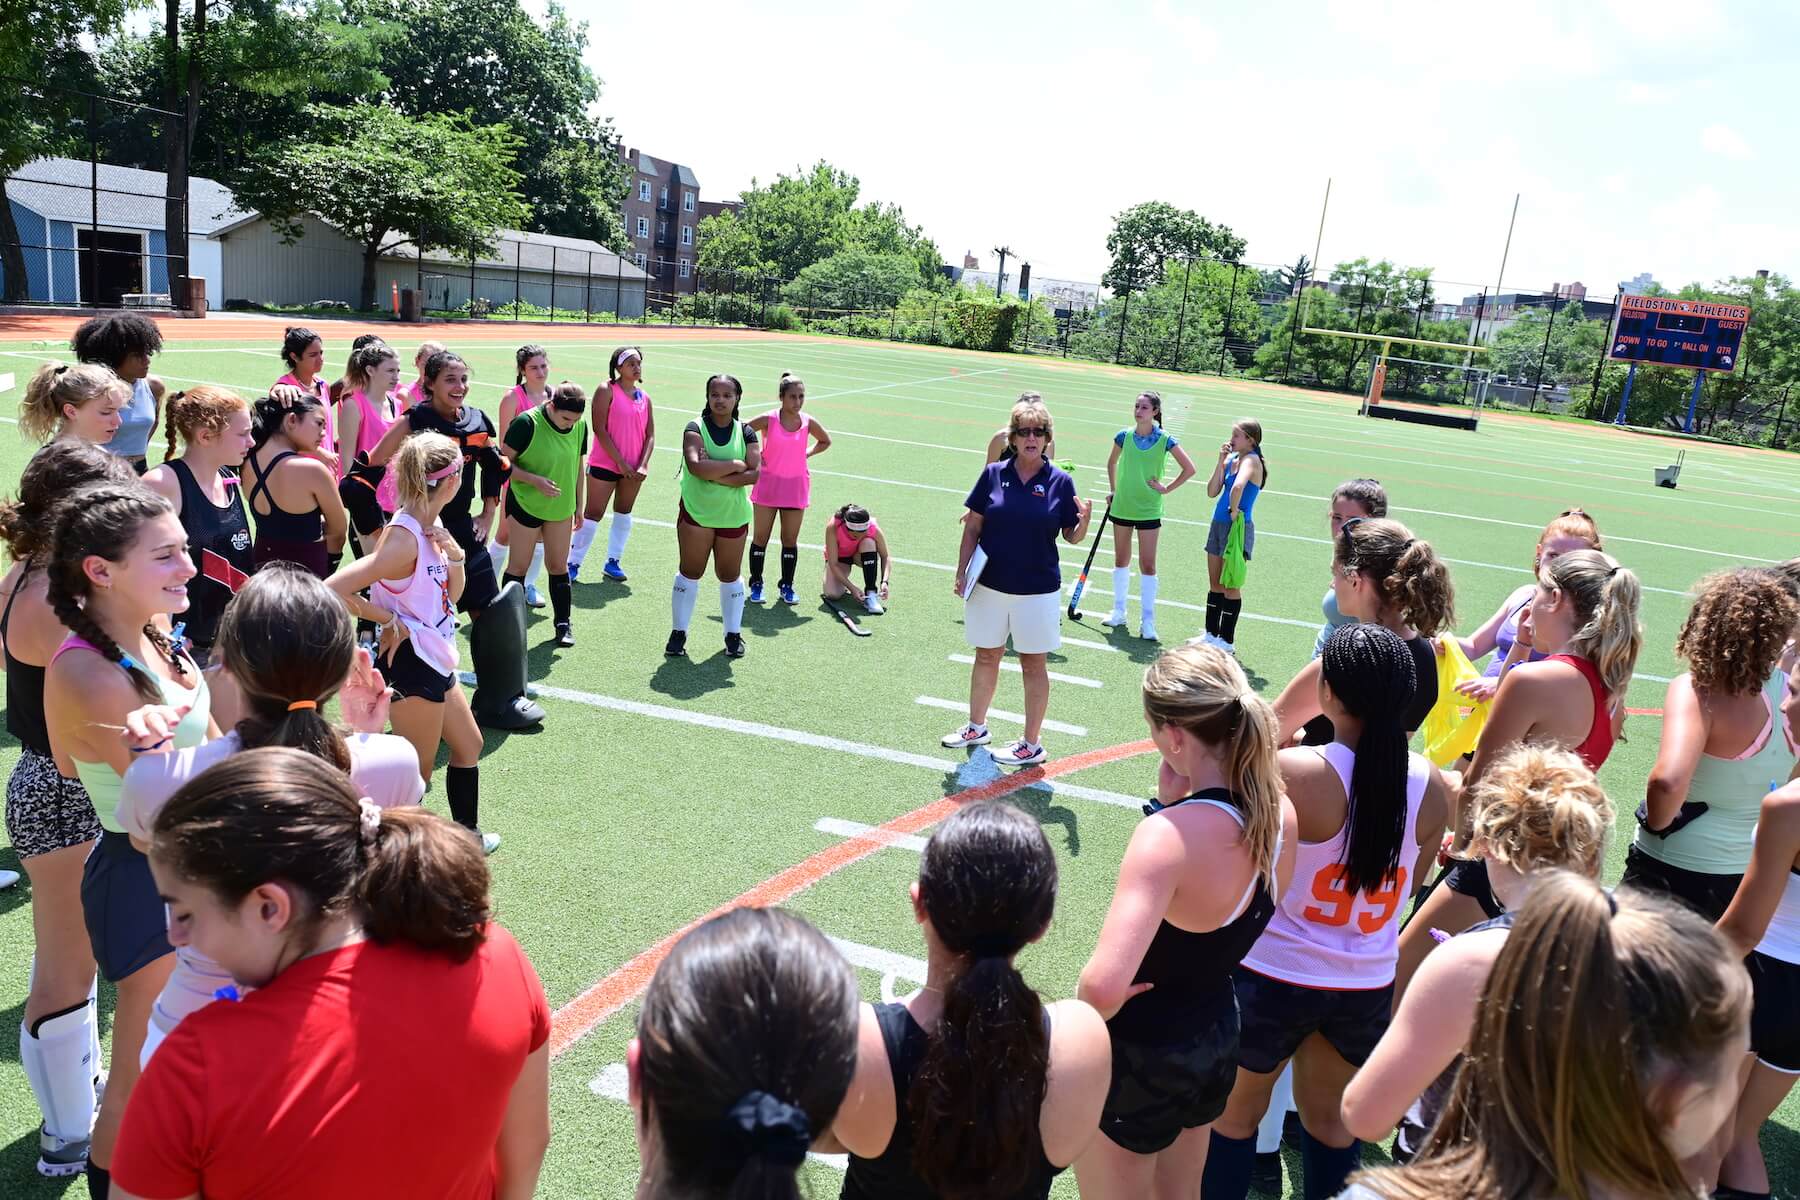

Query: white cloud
[{"left": 1701, "top": 123, "right": 1753, "bottom": 160}]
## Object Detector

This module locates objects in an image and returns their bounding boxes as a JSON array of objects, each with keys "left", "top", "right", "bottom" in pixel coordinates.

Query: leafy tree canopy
[{"left": 1102, "top": 201, "right": 1246, "bottom": 293}]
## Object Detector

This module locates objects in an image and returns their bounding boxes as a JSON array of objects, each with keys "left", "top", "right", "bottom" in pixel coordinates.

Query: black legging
[{"left": 441, "top": 509, "right": 499, "bottom": 614}]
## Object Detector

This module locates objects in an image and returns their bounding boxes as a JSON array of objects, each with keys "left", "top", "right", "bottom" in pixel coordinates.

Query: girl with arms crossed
[
  {"left": 1102, "top": 391, "right": 1196, "bottom": 642},
  {"left": 499, "top": 382, "right": 588, "bottom": 649},
  {"left": 490, "top": 344, "right": 552, "bottom": 606},
  {"left": 1077, "top": 645, "right": 1296, "bottom": 1198},
  {"left": 667, "top": 374, "right": 759, "bottom": 660},
  {"left": 1200, "top": 419, "right": 1266, "bottom": 653},
  {"left": 747, "top": 372, "right": 832, "bottom": 606},
  {"left": 571, "top": 346, "right": 655, "bottom": 583}
]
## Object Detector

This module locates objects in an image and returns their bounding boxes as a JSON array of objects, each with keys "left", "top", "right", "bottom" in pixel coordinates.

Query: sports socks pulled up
[
  {"left": 748, "top": 542, "right": 767, "bottom": 588},
  {"left": 548, "top": 572, "right": 571, "bottom": 626},
  {"left": 859, "top": 550, "right": 878, "bottom": 593},
  {"left": 1202, "top": 1128, "right": 1256, "bottom": 1200},
  {"left": 1299, "top": 1128, "right": 1362, "bottom": 1200},
  {"left": 606, "top": 512, "right": 633, "bottom": 563},
  {"left": 1218, "top": 595, "right": 1244, "bottom": 644},
  {"left": 1139, "top": 573, "right": 1159, "bottom": 623},
  {"left": 19, "top": 993, "right": 98, "bottom": 1142},
  {"left": 1206, "top": 590, "right": 1224, "bottom": 637},
  {"left": 446, "top": 764, "right": 479, "bottom": 831},
  {"left": 569, "top": 515, "right": 599, "bottom": 568},
  {"left": 671, "top": 573, "right": 700, "bottom": 633},
  {"left": 781, "top": 546, "right": 799, "bottom": 589},
  {"left": 720, "top": 579, "right": 746, "bottom": 635}
]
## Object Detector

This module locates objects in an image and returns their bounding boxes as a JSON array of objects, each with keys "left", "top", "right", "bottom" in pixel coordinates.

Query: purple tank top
[{"left": 1485, "top": 595, "right": 1546, "bottom": 679}]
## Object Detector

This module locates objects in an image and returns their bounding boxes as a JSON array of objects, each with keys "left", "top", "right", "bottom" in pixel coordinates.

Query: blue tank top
[
  {"left": 1212, "top": 451, "right": 1262, "bottom": 521},
  {"left": 108, "top": 377, "right": 157, "bottom": 459}
]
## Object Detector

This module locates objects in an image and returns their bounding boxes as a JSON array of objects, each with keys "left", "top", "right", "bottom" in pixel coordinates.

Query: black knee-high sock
[
  {"left": 859, "top": 550, "right": 879, "bottom": 593},
  {"left": 1300, "top": 1128, "right": 1362, "bottom": 1200},
  {"left": 1206, "top": 590, "right": 1224, "bottom": 636},
  {"left": 1219, "top": 596, "right": 1244, "bottom": 643},
  {"left": 548, "top": 571, "right": 572, "bottom": 625},
  {"left": 1202, "top": 1129, "right": 1256, "bottom": 1200},
  {"left": 503, "top": 572, "right": 526, "bottom": 593},
  {"left": 86, "top": 1161, "right": 110, "bottom": 1199},
  {"left": 779, "top": 546, "right": 798, "bottom": 588},
  {"left": 748, "top": 542, "right": 767, "bottom": 587},
  {"left": 446, "top": 764, "right": 479, "bottom": 830}
]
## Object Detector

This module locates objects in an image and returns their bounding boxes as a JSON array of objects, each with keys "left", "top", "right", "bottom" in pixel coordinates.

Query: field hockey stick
[
  {"left": 1067, "top": 492, "right": 1115, "bottom": 620},
  {"left": 822, "top": 597, "right": 873, "bottom": 637}
]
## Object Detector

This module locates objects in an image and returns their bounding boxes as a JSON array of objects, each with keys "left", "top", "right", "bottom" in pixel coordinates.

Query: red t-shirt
[{"left": 114, "top": 924, "right": 549, "bottom": 1200}]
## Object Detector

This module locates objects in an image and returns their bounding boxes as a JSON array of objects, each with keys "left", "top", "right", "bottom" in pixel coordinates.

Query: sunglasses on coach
[{"left": 1012, "top": 426, "right": 1050, "bottom": 438}]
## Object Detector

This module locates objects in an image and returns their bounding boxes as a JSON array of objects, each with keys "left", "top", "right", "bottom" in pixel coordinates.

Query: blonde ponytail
[{"left": 1546, "top": 549, "right": 1642, "bottom": 697}]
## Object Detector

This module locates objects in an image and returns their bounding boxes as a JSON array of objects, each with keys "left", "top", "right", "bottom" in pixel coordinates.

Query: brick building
[{"left": 620, "top": 148, "right": 703, "bottom": 295}]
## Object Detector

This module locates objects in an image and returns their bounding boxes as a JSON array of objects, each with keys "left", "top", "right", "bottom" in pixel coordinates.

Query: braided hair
[
  {"left": 1320, "top": 623, "right": 1417, "bottom": 894},
  {"left": 45, "top": 482, "right": 189, "bottom": 702}
]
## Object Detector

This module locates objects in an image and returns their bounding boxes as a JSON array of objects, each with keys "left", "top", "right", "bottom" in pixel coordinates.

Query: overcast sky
[{"left": 573, "top": 0, "right": 1793, "bottom": 295}]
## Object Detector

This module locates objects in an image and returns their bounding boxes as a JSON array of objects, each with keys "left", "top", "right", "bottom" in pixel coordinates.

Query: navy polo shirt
[{"left": 965, "top": 459, "right": 1081, "bottom": 596}]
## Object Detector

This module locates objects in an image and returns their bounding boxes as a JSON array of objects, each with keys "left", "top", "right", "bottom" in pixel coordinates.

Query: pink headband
[{"left": 425, "top": 459, "right": 461, "bottom": 482}]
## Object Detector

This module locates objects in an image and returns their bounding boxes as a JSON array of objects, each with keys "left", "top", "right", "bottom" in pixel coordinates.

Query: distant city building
[
  {"left": 962, "top": 250, "right": 979, "bottom": 270},
  {"left": 620, "top": 147, "right": 707, "bottom": 295},
  {"left": 959, "top": 269, "right": 1100, "bottom": 312},
  {"left": 1619, "top": 271, "right": 1659, "bottom": 295},
  {"left": 1455, "top": 281, "right": 1614, "bottom": 342}
]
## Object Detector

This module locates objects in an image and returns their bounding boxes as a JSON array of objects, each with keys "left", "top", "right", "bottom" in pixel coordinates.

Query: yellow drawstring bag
[{"left": 1422, "top": 635, "right": 1491, "bottom": 766}]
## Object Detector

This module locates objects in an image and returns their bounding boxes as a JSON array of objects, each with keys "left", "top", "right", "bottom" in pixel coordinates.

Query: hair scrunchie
[
  {"left": 724, "top": 1090, "right": 811, "bottom": 1166},
  {"left": 357, "top": 797, "right": 382, "bottom": 845}
]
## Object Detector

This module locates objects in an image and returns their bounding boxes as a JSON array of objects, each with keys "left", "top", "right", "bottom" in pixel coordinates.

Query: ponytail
[
  {"left": 1321, "top": 624, "right": 1417, "bottom": 895},
  {"left": 636, "top": 907, "right": 858, "bottom": 1200},
  {"left": 514, "top": 343, "right": 546, "bottom": 387},
  {"left": 908, "top": 801, "right": 1056, "bottom": 1198},
  {"left": 1544, "top": 549, "right": 1642, "bottom": 697},
  {"left": 152, "top": 748, "right": 490, "bottom": 960},
  {"left": 1233, "top": 418, "right": 1267, "bottom": 486},
  {"left": 162, "top": 385, "right": 248, "bottom": 462},
  {"left": 251, "top": 389, "right": 322, "bottom": 452},
  {"left": 1335, "top": 517, "right": 1455, "bottom": 636},
  {"left": 20, "top": 361, "right": 124, "bottom": 444},
  {"left": 215, "top": 564, "right": 356, "bottom": 772},
  {"left": 778, "top": 371, "right": 804, "bottom": 399},
  {"left": 1141, "top": 643, "right": 1284, "bottom": 887}
]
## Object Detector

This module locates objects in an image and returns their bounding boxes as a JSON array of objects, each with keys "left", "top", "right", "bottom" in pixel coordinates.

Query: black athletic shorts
[
  {"left": 1109, "top": 516, "right": 1162, "bottom": 530},
  {"left": 1233, "top": 967, "right": 1393, "bottom": 1073},
  {"left": 1101, "top": 998, "right": 1241, "bottom": 1153},
  {"left": 339, "top": 472, "right": 388, "bottom": 538},
  {"left": 1748, "top": 951, "right": 1800, "bottom": 1073},
  {"left": 587, "top": 465, "right": 622, "bottom": 483},
  {"left": 1619, "top": 845, "right": 1742, "bottom": 923},
  {"left": 504, "top": 489, "right": 547, "bottom": 530},
  {"left": 381, "top": 636, "right": 453, "bottom": 704},
  {"left": 82, "top": 830, "right": 174, "bottom": 982},
  {"left": 1443, "top": 858, "right": 1505, "bottom": 920}
]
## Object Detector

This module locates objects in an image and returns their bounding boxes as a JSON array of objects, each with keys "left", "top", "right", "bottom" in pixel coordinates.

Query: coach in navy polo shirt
[{"left": 943, "top": 396, "right": 1093, "bottom": 767}]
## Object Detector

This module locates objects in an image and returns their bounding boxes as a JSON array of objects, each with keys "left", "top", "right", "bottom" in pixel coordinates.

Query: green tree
[
  {"left": 232, "top": 102, "right": 527, "bottom": 310},
  {"left": 1072, "top": 259, "right": 1262, "bottom": 371},
  {"left": 783, "top": 250, "right": 924, "bottom": 313},
  {"left": 0, "top": 0, "right": 133, "bottom": 301},
  {"left": 1101, "top": 201, "right": 1247, "bottom": 295}
]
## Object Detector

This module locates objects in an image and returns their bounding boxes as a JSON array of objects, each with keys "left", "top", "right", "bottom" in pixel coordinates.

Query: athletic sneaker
[
  {"left": 1219, "top": 640, "right": 1236, "bottom": 657},
  {"left": 1141, "top": 618, "right": 1159, "bottom": 641},
  {"left": 524, "top": 584, "right": 546, "bottom": 609},
  {"left": 36, "top": 1126, "right": 89, "bottom": 1177},
  {"left": 458, "top": 669, "right": 541, "bottom": 698},
  {"left": 1186, "top": 632, "right": 1226, "bottom": 651},
  {"left": 664, "top": 630, "right": 687, "bottom": 657},
  {"left": 568, "top": 561, "right": 582, "bottom": 583},
  {"left": 554, "top": 622, "right": 575, "bottom": 648},
  {"left": 940, "top": 723, "right": 991, "bottom": 748},
  {"left": 748, "top": 581, "right": 766, "bottom": 604},
  {"left": 1250, "top": 1150, "right": 1283, "bottom": 1194},
  {"left": 602, "top": 558, "right": 628, "bottom": 582},
  {"left": 862, "top": 593, "right": 884, "bottom": 614},
  {"left": 778, "top": 582, "right": 798, "bottom": 605},
  {"left": 1102, "top": 608, "right": 1128, "bottom": 627},
  {"left": 0, "top": 868, "right": 18, "bottom": 889},
  {"left": 724, "top": 632, "right": 747, "bottom": 659},
  {"left": 478, "top": 830, "right": 502, "bottom": 855},
  {"left": 1000, "top": 739, "right": 1048, "bottom": 766}
]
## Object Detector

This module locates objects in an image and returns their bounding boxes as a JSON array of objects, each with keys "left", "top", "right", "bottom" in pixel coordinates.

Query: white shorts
[{"left": 964, "top": 584, "right": 1062, "bottom": 654}]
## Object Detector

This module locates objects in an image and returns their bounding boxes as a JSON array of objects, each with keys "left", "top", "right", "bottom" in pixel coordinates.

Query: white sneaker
[
  {"left": 1185, "top": 632, "right": 1219, "bottom": 648},
  {"left": 1101, "top": 608, "right": 1129, "bottom": 627},
  {"left": 940, "top": 723, "right": 991, "bottom": 748},
  {"left": 1219, "top": 640, "right": 1237, "bottom": 656},
  {"left": 863, "top": 594, "right": 885, "bottom": 615},
  {"left": 0, "top": 868, "right": 18, "bottom": 889},
  {"left": 478, "top": 831, "right": 502, "bottom": 855},
  {"left": 1140, "top": 620, "right": 1159, "bottom": 641},
  {"left": 999, "top": 739, "right": 1048, "bottom": 767}
]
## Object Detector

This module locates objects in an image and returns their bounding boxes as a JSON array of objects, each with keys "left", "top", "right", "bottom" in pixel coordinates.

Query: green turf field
[{"left": 1, "top": 326, "right": 1797, "bottom": 1197}]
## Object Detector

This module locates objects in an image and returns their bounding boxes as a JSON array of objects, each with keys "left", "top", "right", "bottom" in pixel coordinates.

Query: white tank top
[
  {"left": 1754, "top": 861, "right": 1800, "bottom": 965},
  {"left": 373, "top": 512, "right": 459, "bottom": 674},
  {"left": 1241, "top": 742, "right": 1430, "bottom": 989}
]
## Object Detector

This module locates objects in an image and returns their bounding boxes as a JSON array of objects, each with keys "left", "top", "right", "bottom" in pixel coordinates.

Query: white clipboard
[{"left": 959, "top": 546, "right": 989, "bottom": 600}]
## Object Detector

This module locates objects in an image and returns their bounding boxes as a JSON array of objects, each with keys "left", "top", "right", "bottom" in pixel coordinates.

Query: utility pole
[{"left": 993, "top": 246, "right": 1011, "bottom": 299}]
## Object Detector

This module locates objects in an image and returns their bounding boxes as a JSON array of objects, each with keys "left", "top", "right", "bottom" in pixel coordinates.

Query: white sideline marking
[
  {"left": 530, "top": 685, "right": 1142, "bottom": 807},
  {"left": 589, "top": 1064, "right": 849, "bottom": 1170},
  {"left": 815, "top": 365, "right": 1007, "bottom": 401},
  {"left": 947, "top": 654, "right": 1103, "bottom": 688},
  {"left": 1059, "top": 634, "right": 1121, "bottom": 653},
  {"left": 914, "top": 695, "right": 1089, "bottom": 737},
  {"left": 814, "top": 817, "right": 929, "bottom": 853},
  {"left": 826, "top": 936, "right": 929, "bottom": 985}
]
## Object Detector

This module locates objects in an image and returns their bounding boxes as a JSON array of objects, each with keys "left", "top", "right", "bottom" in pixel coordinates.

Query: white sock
[
  {"left": 570, "top": 517, "right": 600, "bottom": 568},
  {"left": 720, "top": 578, "right": 747, "bottom": 634},
  {"left": 607, "top": 512, "right": 634, "bottom": 562},
  {"left": 671, "top": 574, "right": 700, "bottom": 631},
  {"left": 1140, "top": 574, "right": 1159, "bottom": 624},
  {"left": 524, "top": 542, "right": 544, "bottom": 590},
  {"left": 19, "top": 1001, "right": 98, "bottom": 1141},
  {"left": 1110, "top": 567, "right": 1129, "bottom": 614},
  {"left": 487, "top": 538, "right": 508, "bottom": 576},
  {"left": 1256, "top": 1063, "right": 1296, "bottom": 1153}
]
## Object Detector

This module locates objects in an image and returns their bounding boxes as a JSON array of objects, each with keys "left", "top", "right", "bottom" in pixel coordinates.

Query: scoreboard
[{"left": 1608, "top": 295, "right": 1749, "bottom": 372}]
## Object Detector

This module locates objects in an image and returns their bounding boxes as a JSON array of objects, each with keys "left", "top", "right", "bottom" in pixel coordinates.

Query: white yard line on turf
[
  {"left": 814, "top": 817, "right": 929, "bottom": 853},
  {"left": 529, "top": 684, "right": 1141, "bottom": 807},
  {"left": 1059, "top": 635, "right": 1121, "bottom": 653},
  {"left": 826, "top": 936, "right": 929, "bottom": 986},
  {"left": 946, "top": 654, "right": 1103, "bottom": 688},
  {"left": 913, "top": 695, "right": 1089, "bottom": 736}
]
